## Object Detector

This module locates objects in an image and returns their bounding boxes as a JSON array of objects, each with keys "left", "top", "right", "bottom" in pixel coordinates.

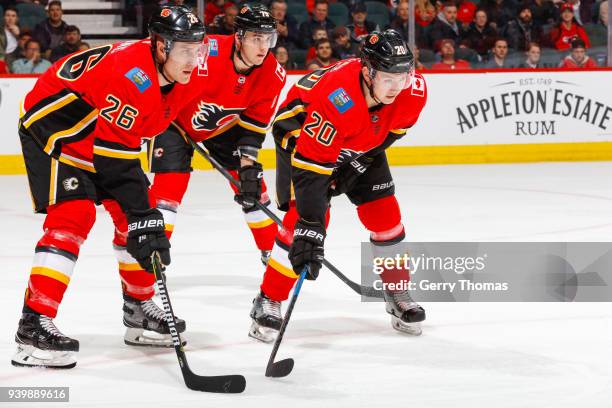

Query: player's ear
[
  {"left": 361, "top": 66, "right": 372, "bottom": 86},
  {"left": 155, "top": 40, "right": 167, "bottom": 64},
  {"left": 234, "top": 33, "right": 242, "bottom": 50}
]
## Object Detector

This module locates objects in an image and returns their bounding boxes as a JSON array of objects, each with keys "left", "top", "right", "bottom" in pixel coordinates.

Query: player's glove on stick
[
  {"left": 331, "top": 155, "right": 373, "bottom": 196},
  {"left": 289, "top": 219, "right": 326, "bottom": 280},
  {"left": 235, "top": 162, "right": 264, "bottom": 210},
  {"left": 126, "top": 208, "right": 171, "bottom": 272}
]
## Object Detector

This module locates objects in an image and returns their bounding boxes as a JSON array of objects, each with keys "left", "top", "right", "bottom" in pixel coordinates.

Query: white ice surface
[{"left": 1, "top": 162, "right": 612, "bottom": 408}]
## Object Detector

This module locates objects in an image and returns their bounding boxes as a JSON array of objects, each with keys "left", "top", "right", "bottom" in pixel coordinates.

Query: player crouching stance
[
  {"left": 249, "top": 30, "right": 428, "bottom": 342},
  {"left": 148, "top": 3, "right": 285, "bottom": 267},
  {"left": 12, "top": 6, "right": 206, "bottom": 368}
]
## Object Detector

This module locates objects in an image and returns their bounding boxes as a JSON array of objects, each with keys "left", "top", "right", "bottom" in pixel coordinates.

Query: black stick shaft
[{"left": 188, "top": 139, "right": 383, "bottom": 299}]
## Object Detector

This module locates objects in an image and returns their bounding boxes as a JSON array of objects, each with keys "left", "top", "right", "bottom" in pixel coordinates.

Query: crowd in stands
[
  {"left": 208, "top": 0, "right": 609, "bottom": 70},
  {"left": 0, "top": 0, "right": 89, "bottom": 73},
  {"left": 0, "top": 0, "right": 608, "bottom": 74}
]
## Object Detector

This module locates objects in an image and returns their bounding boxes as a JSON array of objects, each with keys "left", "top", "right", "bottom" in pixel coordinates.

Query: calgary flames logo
[
  {"left": 369, "top": 34, "right": 379, "bottom": 44},
  {"left": 240, "top": 6, "right": 249, "bottom": 14},
  {"left": 160, "top": 8, "right": 171, "bottom": 17},
  {"left": 191, "top": 102, "right": 243, "bottom": 132}
]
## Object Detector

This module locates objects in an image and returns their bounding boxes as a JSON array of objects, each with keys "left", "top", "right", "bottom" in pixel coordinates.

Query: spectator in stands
[
  {"left": 431, "top": 38, "right": 471, "bottom": 69},
  {"left": 503, "top": 2, "right": 543, "bottom": 51},
  {"left": 298, "top": 0, "right": 335, "bottom": 49},
  {"left": 599, "top": 0, "right": 608, "bottom": 26},
  {"left": 415, "top": 0, "right": 436, "bottom": 27},
  {"left": 346, "top": 2, "right": 380, "bottom": 44},
  {"left": 306, "top": 38, "right": 337, "bottom": 69},
  {"left": 559, "top": 37, "right": 598, "bottom": 67},
  {"left": 274, "top": 45, "right": 297, "bottom": 69},
  {"left": 7, "top": 31, "right": 31, "bottom": 70},
  {"left": 481, "top": 0, "right": 518, "bottom": 30},
  {"left": 11, "top": 38, "right": 51, "bottom": 73},
  {"left": 483, "top": 37, "right": 510, "bottom": 67},
  {"left": 306, "top": 26, "right": 328, "bottom": 60},
  {"left": 49, "top": 24, "right": 79, "bottom": 62},
  {"left": 209, "top": 4, "right": 238, "bottom": 35},
  {"left": 389, "top": 0, "right": 410, "bottom": 44},
  {"left": 270, "top": 0, "right": 298, "bottom": 49},
  {"left": 529, "top": 0, "right": 560, "bottom": 27},
  {"left": 205, "top": 0, "right": 235, "bottom": 26},
  {"left": 78, "top": 41, "right": 89, "bottom": 51},
  {"left": 456, "top": 0, "right": 477, "bottom": 29},
  {"left": 565, "top": 0, "right": 594, "bottom": 26},
  {"left": 332, "top": 26, "right": 358, "bottom": 59},
  {"left": 33, "top": 0, "right": 68, "bottom": 59},
  {"left": 463, "top": 8, "right": 498, "bottom": 57},
  {"left": 413, "top": 46, "right": 426, "bottom": 70},
  {"left": 519, "top": 41, "right": 543, "bottom": 67},
  {"left": 550, "top": 2, "right": 590, "bottom": 50},
  {"left": 429, "top": 1, "right": 465, "bottom": 49},
  {"left": 1, "top": 7, "right": 20, "bottom": 65}
]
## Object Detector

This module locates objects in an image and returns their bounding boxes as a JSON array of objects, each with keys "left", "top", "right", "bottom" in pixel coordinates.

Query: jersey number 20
[{"left": 303, "top": 111, "right": 336, "bottom": 146}]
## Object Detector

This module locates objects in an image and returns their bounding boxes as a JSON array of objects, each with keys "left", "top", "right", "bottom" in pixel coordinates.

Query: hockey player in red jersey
[
  {"left": 249, "top": 30, "right": 428, "bottom": 342},
  {"left": 12, "top": 6, "right": 207, "bottom": 369},
  {"left": 148, "top": 3, "right": 286, "bottom": 266}
]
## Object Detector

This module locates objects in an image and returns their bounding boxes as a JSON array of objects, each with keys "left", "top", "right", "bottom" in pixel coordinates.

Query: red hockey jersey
[
  {"left": 19, "top": 39, "right": 200, "bottom": 211},
  {"left": 175, "top": 34, "right": 287, "bottom": 148},
  {"left": 273, "top": 58, "right": 427, "bottom": 223}
]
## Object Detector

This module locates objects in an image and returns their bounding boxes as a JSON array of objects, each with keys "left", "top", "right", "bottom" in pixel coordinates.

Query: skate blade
[
  {"left": 391, "top": 316, "right": 423, "bottom": 336},
  {"left": 248, "top": 321, "right": 277, "bottom": 343},
  {"left": 124, "top": 328, "right": 186, "bottom": 348},
  {"left": 11, "top": 344, "right": 76, "bottom": 369}
]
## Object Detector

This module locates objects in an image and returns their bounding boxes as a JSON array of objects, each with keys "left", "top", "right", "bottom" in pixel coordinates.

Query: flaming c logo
[
  {"left": 240, "top": 6, "right": 249, "bottom": 14},
  {"left": 369, "top": 35, "right": 379, "bottom": 44},
  {"left": 160, "top": 8, "right": 171, "bottom": 17}
]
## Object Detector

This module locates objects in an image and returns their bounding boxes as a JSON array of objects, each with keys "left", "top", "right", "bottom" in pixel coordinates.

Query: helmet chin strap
[
  {"left": 362, "top": 71, "right": 383, "bottom": 105},
  {"left": 153, "top": 38, "right": 175, "bottom": 84}
]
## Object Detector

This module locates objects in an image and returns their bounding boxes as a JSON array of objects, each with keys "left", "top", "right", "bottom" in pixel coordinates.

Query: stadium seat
[
  {"left": 365, "top": 1, "right": 390, "bottom": 28},
  {"left": 16, "top": 3, "right": 47, "bottom": 31},
  {"left": 328, "top": 2, "right": 349, "bottom": 27},
  {"left": 584, "top": 23, "right": 608, "bottom": 47},
  {"left": 287, "top": 2, "right": 309, "bottom": 26},
  {"left": 539, "top": 48, "right": 563, "bottom": 68},
  {"left": 291, "top": 49, "right": 307, "bottom": 69},
  {"left": 455, "top": 47, "right": 480, "bottom": 64},
  {"left": 417, "top": 48, "right": 436, "bottom": 63}
]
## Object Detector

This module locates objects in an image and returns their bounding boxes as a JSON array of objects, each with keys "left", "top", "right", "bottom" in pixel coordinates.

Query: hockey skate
[
  {"left": 249, "top": 291, "right": 282, "bottom": 343},
  {"left": 260, "top": 250, "right": 271, "bottom": 266},
  {"left": 383, "top": 290, "right": 426, "bottom": 336},
  {"left": 12, "top": 309, "right": 79, "bottom": 369},
  {"left": 123, "top": 294, "right": 186, "bottom": 347}
]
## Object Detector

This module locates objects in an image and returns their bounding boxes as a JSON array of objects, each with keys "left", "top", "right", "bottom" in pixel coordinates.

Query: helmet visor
[
  {"left": 168, "top": 40, "right": 208, "bottom": 68},
  {"left": 372, "top": 69, "right": 414, "bottom": 92},
  {"left": 241, "top": 31, "right": 278, "bottom": 49}
]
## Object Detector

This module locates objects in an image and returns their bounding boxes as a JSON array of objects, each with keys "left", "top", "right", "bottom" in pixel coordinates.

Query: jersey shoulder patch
[
  {"left": 410, "top": 73, "right": 426, "bottom": 97},
  {"left": 327, "top": 87, "right": 354, "bottom": 114},
  {"left": 124, "top": 67, "right": 152, "bottom": 93}
]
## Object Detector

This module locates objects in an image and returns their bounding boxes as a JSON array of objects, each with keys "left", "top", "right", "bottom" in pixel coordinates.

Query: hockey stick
[
  {"left": 188, "top": 139, "right": 383, "bottom": 299},
  {"left": 150, "top": 253, "right": 247, "bottom": 393},
  {"left": 265, "top": 266, "right": 308, "bottom": 378}
]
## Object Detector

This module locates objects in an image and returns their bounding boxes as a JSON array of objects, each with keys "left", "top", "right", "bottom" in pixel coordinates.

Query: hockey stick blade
[
  {"left": 265, "top": 268, "right": 307, "bottom": 378},
  {"left": 188, "top": 139, "right": 383, "bottom": 299},
  {"left": 151, "top": 254, "right": 246, "bottom": 393},
  {"left": 265, "top": 358, "right": 294, "bottom": 378}
]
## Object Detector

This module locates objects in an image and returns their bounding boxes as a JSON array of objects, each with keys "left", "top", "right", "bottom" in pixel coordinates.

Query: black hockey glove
[
  {"left": 289, "top": 219, "right": 326, "bottom": 280},
  {"left": 235, "top": 162, "right": 263, "bottom": 210},
  {"left": 126, "top": 208, "right": 171, "bottom": 273},
  {"left": 331, "top": 155, "right": 373, "bottom": 196}
]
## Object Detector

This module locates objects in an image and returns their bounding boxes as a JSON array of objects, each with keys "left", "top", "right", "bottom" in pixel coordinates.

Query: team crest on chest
[{"left": 191, "top": 102, "right": 244, "bottom": 132}]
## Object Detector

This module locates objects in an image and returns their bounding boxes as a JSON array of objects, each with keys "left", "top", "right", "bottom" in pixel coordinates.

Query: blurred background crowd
[{"left": 0, "top": 0, "right": 608, "bottom": 74}]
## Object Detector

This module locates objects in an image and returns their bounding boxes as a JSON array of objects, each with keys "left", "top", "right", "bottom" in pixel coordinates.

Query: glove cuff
[{"left": 126, "top": 208, "right": 165, "bottom": 237}]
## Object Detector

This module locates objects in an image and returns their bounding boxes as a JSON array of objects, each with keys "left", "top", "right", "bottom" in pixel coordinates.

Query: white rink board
[{"left": 1, "top": 70, "right": 612, "bottom": 155}]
